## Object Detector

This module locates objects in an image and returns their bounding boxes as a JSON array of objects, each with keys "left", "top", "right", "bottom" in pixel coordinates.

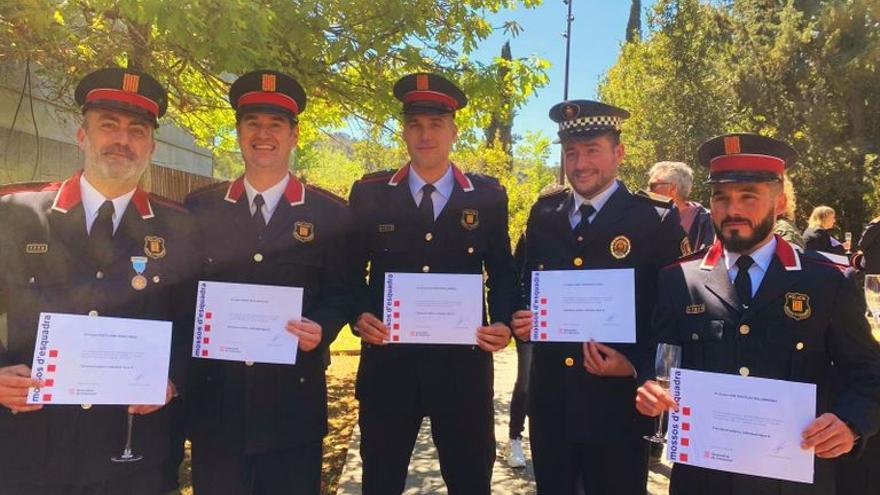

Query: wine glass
[
  {"left": 644, "top": 343, "right": 683, "bottom": 444},
  {"left": 865, "top": 275, "right": 880, "bottom": 331},
  {"left": 110, "top": 413, "right": 143, "bottom": 463}
]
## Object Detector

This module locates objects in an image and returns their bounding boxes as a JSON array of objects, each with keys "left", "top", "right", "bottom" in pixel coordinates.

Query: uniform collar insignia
[
  {"left": 700, "top": 235, "right": 800, "bottom": 271},
  {"left": 225, "top": 173, "right": 306, "bottom": 207},
  {"left": 52, "top": 169, "right": 153, "bottom": 219},
  {"left": 387, "top": 162, "right": 474, "bottom": 192}
]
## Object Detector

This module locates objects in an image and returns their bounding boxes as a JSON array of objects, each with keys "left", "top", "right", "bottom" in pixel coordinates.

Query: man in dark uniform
[
  {"left": 0, "top": 68, "right": 198, "bottom": 494},
  {"left": 348, "top": 73, "right": 517, "bottom": 495},
  {"left": 509, "top": 100, "right": 688, "bottom": 495},
  {"left": 184, "top": 70, "right": 350, "bottom": 495},
  {"left": 636, "top": 133, "right": 880, "bottom": 495}
]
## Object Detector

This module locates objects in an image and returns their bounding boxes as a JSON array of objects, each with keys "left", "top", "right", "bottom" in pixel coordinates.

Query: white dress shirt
[
  {"left": 408, "top": 165, "right": 455, "bottom": 221},
  {"left": 80, "top": 175, "right": 135, "bottom": 235},
  {"left": 724, "top": 236, "right": 777, "bottom": 298},
  {"left": 568, "top": 180, "right": 620, "bottom": 229},
  {"left": 244, "top": 174, "right": 290, "bottom": 223}
]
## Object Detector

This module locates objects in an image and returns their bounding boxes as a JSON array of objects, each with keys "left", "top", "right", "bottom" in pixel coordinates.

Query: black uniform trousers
[
  {"left": 191, "top": 441, "right": 322, "bottom": 495},
  {"left": 0, "top": 464, "right": 163, "bottom": 495}
]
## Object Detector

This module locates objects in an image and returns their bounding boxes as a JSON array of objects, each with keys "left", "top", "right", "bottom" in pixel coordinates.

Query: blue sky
[{"left": 474, "top": 1, "right": 655, "bottom": 148}]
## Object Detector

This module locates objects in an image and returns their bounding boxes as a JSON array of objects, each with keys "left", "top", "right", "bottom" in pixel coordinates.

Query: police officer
[
  {"left": 185, "top": 70, "right": 351, "bottom": 494},
  {"left": 510, "top": 100, "right": 688, "bottom": 495},
  {"left": 348, "top": 73, "right": 517, "bottom": 494},
  {"left": 0, "top": 68, "right": 198, "bottom": 494},
  {"left": 636, "top": 133, "right": 880, "bottom": 495}
]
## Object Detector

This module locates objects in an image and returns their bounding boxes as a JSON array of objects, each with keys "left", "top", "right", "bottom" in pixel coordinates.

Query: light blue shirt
[
  {"left": 80, "top": 175, "right": 135, "bottom": 234},
  {"left": 409, "top": 165, "right": 454, "bottom": 220},
  {"left": 244, "top": 174, "right": 289, "bottom": 223},
  {"left": 725, "top": 236, "right": 777, "bottom": 297},
  {"left": 568, "top": 180, "right": 620, "bottom": 229}
]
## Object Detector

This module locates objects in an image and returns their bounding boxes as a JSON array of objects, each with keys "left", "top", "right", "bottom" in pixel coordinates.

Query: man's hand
[
  {"left": 0, "top": 365, "right": 43, "bottom": 414},
  {"left": 636, "top": 380, "right": 678, "bottom": 417},
  {"left": 356, "top": 312, "right": 389, "bottom": 345},
  {"left": 476, "top": 322, "right": 511, "bottom": 352},
  {"left": 287, "top": 317, "right": 322, "bottom": 352},
  {"left": 511, "top": 310, "right": 533, "bottom": 342},
  {"left": 129, "top": 380, "right": 176, "bottom": 415},
  {"left": 583, "top": 341, "right": 636, "bottom": 377},
  {"left": 801, "top": 413, "right": 857, "bottom": 458}
]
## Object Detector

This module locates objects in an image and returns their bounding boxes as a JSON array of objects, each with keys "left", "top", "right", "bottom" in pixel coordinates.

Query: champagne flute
[
  {"left": 110, "top": 412, "right": 143, "bottom": 463},
  {"left": 865, "top": 275, "right": 880, "bottom": 330},
  {"left": 644, "top": 343, "right": 682, "bottom": 444},
  {"left": 845, "top": 232, "right": 853, "bottom": 253}
]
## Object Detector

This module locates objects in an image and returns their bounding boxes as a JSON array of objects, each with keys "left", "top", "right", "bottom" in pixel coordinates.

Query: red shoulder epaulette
[
  {"left": 665, "top": 247, "right": 708, "bottom": 268},
  {"left": 0, "top": 180, "right": 60, "bottom": 197},
  {"left": 304, "top": 183, "right": 347, "bottom": 206}
]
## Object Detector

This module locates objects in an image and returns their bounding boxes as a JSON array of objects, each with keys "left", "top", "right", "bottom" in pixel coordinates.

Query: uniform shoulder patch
[
  {"left": 634, "top": 189, "right": 674, "bottom": 208},
  {"left": 358, "top": 170, "right": 395, "bottom": 183},
  {"left": 149, "top": 193, "right": 188, "bottom": 212},
  {"left": 304, "top": 183, "right": 347, "bottom": 206},
  {"left": 0, "top": 180, "right": 59, "bottom": 197},
  {"left": 801, "top": 250, "right": 849, "bottom": 272},
  {"left": 186, "top": 180, "right": 229, "bottom": 199}
]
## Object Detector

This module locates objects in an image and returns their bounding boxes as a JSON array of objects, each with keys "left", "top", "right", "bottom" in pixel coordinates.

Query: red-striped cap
[
  {"left": 697, "top": 133, "right": 797, "bottom": 183},
  {"left": 74, "top": 68, "right": 167, "bottom": 127},
  {"left": 393, "top": 73, "right": 467, "bottom": 114},
  {"left": 229, "top": 70, "right": 306, "bottom": 121}
]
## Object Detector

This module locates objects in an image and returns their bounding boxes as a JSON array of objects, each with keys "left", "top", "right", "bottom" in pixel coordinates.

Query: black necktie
[
  {"left": 89, "top": 200, "right": 115, "bottom": 266},
  {"left": 419, "top": 184, "right": 436, "bottom": 224},
  {"left": 252, "top": 194, "right": 267, "bottom": 230},
  {"left": 575, "top": 203, "right": 596, "bottom": 240},
  {"left": 734, "top": 255, "right": 755, "bottom": 308}
]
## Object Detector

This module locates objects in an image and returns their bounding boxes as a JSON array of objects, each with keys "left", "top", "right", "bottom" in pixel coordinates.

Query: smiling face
[
  {"left": 237, "top": 112, "right": 299, "bottom": 174},
  {"left": 77, "top": 108, "right": 155, "bottom": 190},
  {"left": 710, "top": 181, "right": 786, "bottom": 253},
  {"left": 563, "top": 133, "right": 624, "bottom": 199},
  {"left": 401, "top": 113, "right": 457, "bottom": 170}
]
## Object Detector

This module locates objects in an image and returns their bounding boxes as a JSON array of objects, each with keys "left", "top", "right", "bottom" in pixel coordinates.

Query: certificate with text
[
  {"left": 383, "top": 273, "right": 483, "bottom": 345},
  {"left": 667, "top": 367, "right": 816, "bottom": 484},
  {"left": 27, "top": 312, "right": 172, "bottom": 405},
  {"left": 530, "top": 269, "right": 636, "bottom": 343},
  {"left": 192, "top": 281, "right": 302, "bottom": 365}
]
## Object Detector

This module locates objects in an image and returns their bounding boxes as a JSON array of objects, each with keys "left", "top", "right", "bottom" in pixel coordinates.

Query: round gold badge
[
  {"left": 131, "top": 275, "right": 147, "bottom": 291},
  {"left": 610, "top": 235, "right": 631, "bottom": 259},
  {"left": 573, "top": 257, "right": 584, "bottom": 267}
]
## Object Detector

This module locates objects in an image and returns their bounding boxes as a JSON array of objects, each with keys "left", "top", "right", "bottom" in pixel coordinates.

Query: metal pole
[{"left": 559, "top": 0, "right": 575, "bottom": 184}]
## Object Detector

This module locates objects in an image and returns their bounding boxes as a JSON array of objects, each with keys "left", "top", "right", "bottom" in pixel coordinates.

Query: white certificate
[
  {"left": 26, "top": 312, "right": 172, "bottom": 405},
  {"left": 667, "top": 367, "right": 817, "bottom": 484},
  {"left": 383, "top": 272, "right": 483, "bottom": 345},
  {"left": 530, "top": 269, "right": 636, "bottom": 343},
  {"left": 192, "top": 281, "right": 302, "bottom": 365}
]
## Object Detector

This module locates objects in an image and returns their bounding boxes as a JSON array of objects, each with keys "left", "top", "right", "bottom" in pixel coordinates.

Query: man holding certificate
[
  {"left": 348, "top": 73, "right": 517, "bottom": 494},
  {"left": 0, "top": 68, "right": 198, "bottom": 494},
  {"left": 184, "top": 70, "right": 351, "bottom": 494},
  {"left": 636, "top": 133, "right": 880, "bottom": 494},
  {"left": 509, "top": 100, "right": 688, "bottom": 495}
]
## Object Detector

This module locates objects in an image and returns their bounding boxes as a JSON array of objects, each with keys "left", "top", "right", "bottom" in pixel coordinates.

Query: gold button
[
  {"left": 152, "top": 275, "right": 160, "bottom": 283},
  {"left": 796, "top": 342, "right": 805, "bottom": 351},
  {"left": 577, "top": 236, "right": 584, "bottom": 242},
  {"left": 95, "top": 271, "right": 104, "bottom": 279},
  {"left": 691, "top": 333, "right": 699, "bottom": 341},
  {"left": 253, "top": 253, "right": 264, "bottom": 262},
  {"left": 425, "top": 233, "right": 433, "bottom": 241},
  {"left": 422, "top": 265, "right": 430, "bottom": 273},
  {"left": 564, "top": 357, "right": 574, "bottom": 367},
  {"left": 537, "top": 264, "right": 544, "bottom": 270},
  {"left": 28, "top": 277, "right": 35, "bottom": 284},
  {"left": 245, "top": 361, "right": 254, "bottom": 367},
  {"left": 573, "top": 257, "right": 584, "bottom": 267},
  {"left": 81, "top": 404, "right": 92, "bottom": 410},
  {"left": 739, "top": 366, "right": 750, "bottom": 376},
  {"left": 739, "top": 324, "right": 750, "bottom": 335},
  {"left": 467, "top": 247, "right": 474, "bottom": 254},
  {"left": 88, "top": 310, "right": 99, "bottom": 317}
]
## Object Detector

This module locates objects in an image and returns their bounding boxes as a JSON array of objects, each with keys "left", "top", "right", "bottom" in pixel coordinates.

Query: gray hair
[{"left": 648, "top": 161, "right": 694, "bottom": 199}]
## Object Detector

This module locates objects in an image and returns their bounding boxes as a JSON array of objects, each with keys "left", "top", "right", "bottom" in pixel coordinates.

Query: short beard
[{"left": 714, "top": 211, "right": 775, "bottom": 253}]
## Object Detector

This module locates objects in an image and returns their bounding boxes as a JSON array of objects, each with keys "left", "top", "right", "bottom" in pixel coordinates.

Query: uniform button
[
  {"left": 422, "top": 265, "right": 430, "bottom": 273},
  {"left": 425, "top": 233, "right": 433, "bottom": 241},
  {"left": 299, "top": 377, "right": 306, "bottom": 383},
  {"left": 81, "top": 404, "right": 92, "bottom": 410},
  {"left": 739, "top": 366, "right": 750, "bottom": 376},
  {"left": 467, "top": 247, "right": 474, "bottom": 254},
  {"left": 245, "top": 361, "right": 255, "bottom": 367},
  {"left": 573, "top": 257, "right": 584, "bottom": 267},
  {"left": 537, "top": 264, "right": 544, "bottom": 270},
  {"left": 95, "top": 271, "right": 104, "bottom": 279},
  {"left": 28, "top": 277, "right": 35, "bottom": 284},
  {"left": 577, "top": 236, "right": 584, "bottom": 242},
  {"left": 795, "top": 342, "right": 805, "bottom": 351},
  {"left": 253, "top": 253, "right": 264, "bottom": 263},
  {"left": 88, "top": 310, "right": 99, "bottom": 317},
  {"left": 739, "top": 324, "right": 750, "bottom": 335},
  {"left": 691, "top": 333, "right": 699, "bottom": 341},
  {"left": 152, "top": 275, "right": 160, "bottom": 283},
  {"left": 564, "top": 357, "right": 574, "bottom": 367}
]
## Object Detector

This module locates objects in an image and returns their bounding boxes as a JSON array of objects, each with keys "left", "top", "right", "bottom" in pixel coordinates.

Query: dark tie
[
  {"left": 419, "top": 184, "right": 436, "bottom": 224},
  {"left": 734, "top": 255, "right": 755, "bottom": 308},
  {"left": 89, "top": 200, "right": 115, "bottom": 266},
  {"left": 575, "top": 203, "right": 596, "bottom": 240},
  {"left": 252, "top": 194, "right": 267, "bottom": 230}
]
